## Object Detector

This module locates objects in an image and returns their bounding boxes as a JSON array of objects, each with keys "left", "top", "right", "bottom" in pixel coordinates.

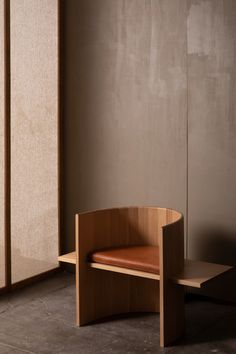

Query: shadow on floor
[{"left": 0, "top": 271, "right": 235, "bottom": 353}]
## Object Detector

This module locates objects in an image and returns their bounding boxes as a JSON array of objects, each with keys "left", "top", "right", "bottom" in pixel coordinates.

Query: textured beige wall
[
  {"left": 63, "top": 0, "right": 188, "bottom": 253},
  {"left": 0, "top": 0, "right": 5, "bottom": 288},
  {"left": 63, "top": 0, "right": 236, "bottom": 301},
  {"left": 187, "top": 0, "right": 236, "bottom": 301},
  {"left": 11, "top": 0, "right": 59, "bottom": 283}
]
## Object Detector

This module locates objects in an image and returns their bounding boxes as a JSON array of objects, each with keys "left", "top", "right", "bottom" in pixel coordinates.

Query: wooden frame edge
[
  {"left": 75, "top": 214, "right": 80, "bottom": 325},
  {"left": 4, "top": 0, "right": 11, "bottom": 291},
  {"left": 58, "top": 0, "right": 63, "bottom": 258}
]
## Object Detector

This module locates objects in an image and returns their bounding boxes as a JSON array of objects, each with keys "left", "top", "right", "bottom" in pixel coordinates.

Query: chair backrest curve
[{"left": 76, "top": 206, "right": 183, "bottom": 250}]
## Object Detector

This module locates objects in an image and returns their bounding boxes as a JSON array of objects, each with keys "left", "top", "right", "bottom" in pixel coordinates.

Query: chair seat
[{"left": 89, "top": 246, "right": 160, "bottom": 274}]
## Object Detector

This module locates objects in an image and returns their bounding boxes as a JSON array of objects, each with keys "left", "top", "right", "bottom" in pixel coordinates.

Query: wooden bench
[
  {"left": 59, "top": 251, "right": 231, "bottom": 288},
  {"left": 58, "top": 207, "right": 232, "bottom": 347}
]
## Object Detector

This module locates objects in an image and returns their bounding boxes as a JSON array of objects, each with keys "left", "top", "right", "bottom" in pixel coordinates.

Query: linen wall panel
[
  {"left": 0, "top": 0, "right": 5, "bottom": 288},
  {"left": 63, "top": 0, "right": 187, "bottom": 253},
  {"left": 188, "top": 0, "right": 236, "bottom": 301},
  {"left": 11, "top": 0, "right": 59, "bottom": 283}
]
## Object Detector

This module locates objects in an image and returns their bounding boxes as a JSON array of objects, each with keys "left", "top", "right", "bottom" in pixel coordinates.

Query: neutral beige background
[
  {"left": 63, "top": 0, "right": 236, "bottom": 301},
  {"left": 62, "top": 0, "right": 188, "bottom": 253},
  {"left": 0, "top": 0, "right": 5, "bottom": 288},
  {"left": 187, "top": 0, "right": 236, "bottom": 301},
  {"left": 10, "top": 0, "right": 59, "bottom": 283}
]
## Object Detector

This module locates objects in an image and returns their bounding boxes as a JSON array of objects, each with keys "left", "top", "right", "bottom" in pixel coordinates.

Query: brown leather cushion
[{"left": 89, "top": 246, "right": 159, "bottom": 274}]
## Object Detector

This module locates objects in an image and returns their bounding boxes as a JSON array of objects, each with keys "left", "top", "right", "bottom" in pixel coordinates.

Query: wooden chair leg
[
  {"left": 76, "top": 213, "right": 130, "bottom": 325},
  {"left": 160, "top": 281, "right": 185, "bottom": 347},
  {"left": 76, "top": 268, "right": 131, "bottom": 326},
  {"left": 159, "top": 212, "right": 185, "bottom": 346}
]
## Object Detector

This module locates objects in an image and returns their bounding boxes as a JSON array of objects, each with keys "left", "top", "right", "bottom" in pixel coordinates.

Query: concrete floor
[{"left": 0, "top": 272, "right": 235, "bottom": 354}]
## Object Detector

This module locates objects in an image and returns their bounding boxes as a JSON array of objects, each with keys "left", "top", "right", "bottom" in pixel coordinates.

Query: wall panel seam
[{"left": 186, "top": 0, "right": 189, "bottom": 259}]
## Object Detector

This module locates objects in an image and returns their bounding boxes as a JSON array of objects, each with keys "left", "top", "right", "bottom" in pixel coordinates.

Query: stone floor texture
[{"left": 0, "top": 272, "right": 235, "bottom": 354}]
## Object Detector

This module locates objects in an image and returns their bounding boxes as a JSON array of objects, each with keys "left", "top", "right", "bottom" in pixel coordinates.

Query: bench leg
[{"left": 160, "top": 281, "right": 185, "bottom": 347}]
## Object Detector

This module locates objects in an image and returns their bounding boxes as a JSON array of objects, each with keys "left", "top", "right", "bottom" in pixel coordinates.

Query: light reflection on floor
[{"left": 0, "top": 244, "right": 58, "bottom": 286}]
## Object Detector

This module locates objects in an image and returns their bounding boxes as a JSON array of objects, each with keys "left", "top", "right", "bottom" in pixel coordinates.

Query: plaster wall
[
  {"left": 187, "top": 0, "right": 236, "bottom": 301},
  {"left": 62, "top": 0, "right": 188, "bottom": 253},
  {"left": 63, "top": 0, "right": 236, "bottom": 301}
]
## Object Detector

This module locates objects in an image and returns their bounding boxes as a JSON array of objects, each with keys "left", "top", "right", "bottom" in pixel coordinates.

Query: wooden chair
[{"left": 59, "top": 207, "right": 232, "bottom": 347}]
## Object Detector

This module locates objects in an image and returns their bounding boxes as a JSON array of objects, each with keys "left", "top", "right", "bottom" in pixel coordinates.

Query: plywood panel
[
  {"left": 188, "top": 0, "right": 236, "bottom": 301},
  {"left": 63, "top": 0, "right": 187, "bottom": 253},
  {"left": 11, "top": 0, "right": 59, "bottom": 283},
  {"left": 0, "top": 0, "right": 5, "bottom": 288}
]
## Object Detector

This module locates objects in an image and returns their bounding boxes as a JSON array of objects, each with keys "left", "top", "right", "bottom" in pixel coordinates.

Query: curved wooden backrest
[
  {"left": 77, "top": 206, "right": 182, "bottom": 252},
  {"left": 75, "top": 206, "right": 184, "bottom": 336}
]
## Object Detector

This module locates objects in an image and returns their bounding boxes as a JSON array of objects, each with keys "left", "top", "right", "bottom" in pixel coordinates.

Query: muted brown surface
[{"left": 90, "top": 246, "right": 160, "bottom": 274}]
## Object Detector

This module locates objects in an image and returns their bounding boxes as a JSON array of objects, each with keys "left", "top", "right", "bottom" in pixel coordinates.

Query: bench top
[{"left": 58, "top": 251, "right": 232, "bottom": 288}]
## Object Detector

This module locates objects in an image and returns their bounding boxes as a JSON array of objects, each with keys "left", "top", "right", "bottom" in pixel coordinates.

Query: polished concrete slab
[{"left": 0, "top": 272, "right": 235, "bottom": 353}]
